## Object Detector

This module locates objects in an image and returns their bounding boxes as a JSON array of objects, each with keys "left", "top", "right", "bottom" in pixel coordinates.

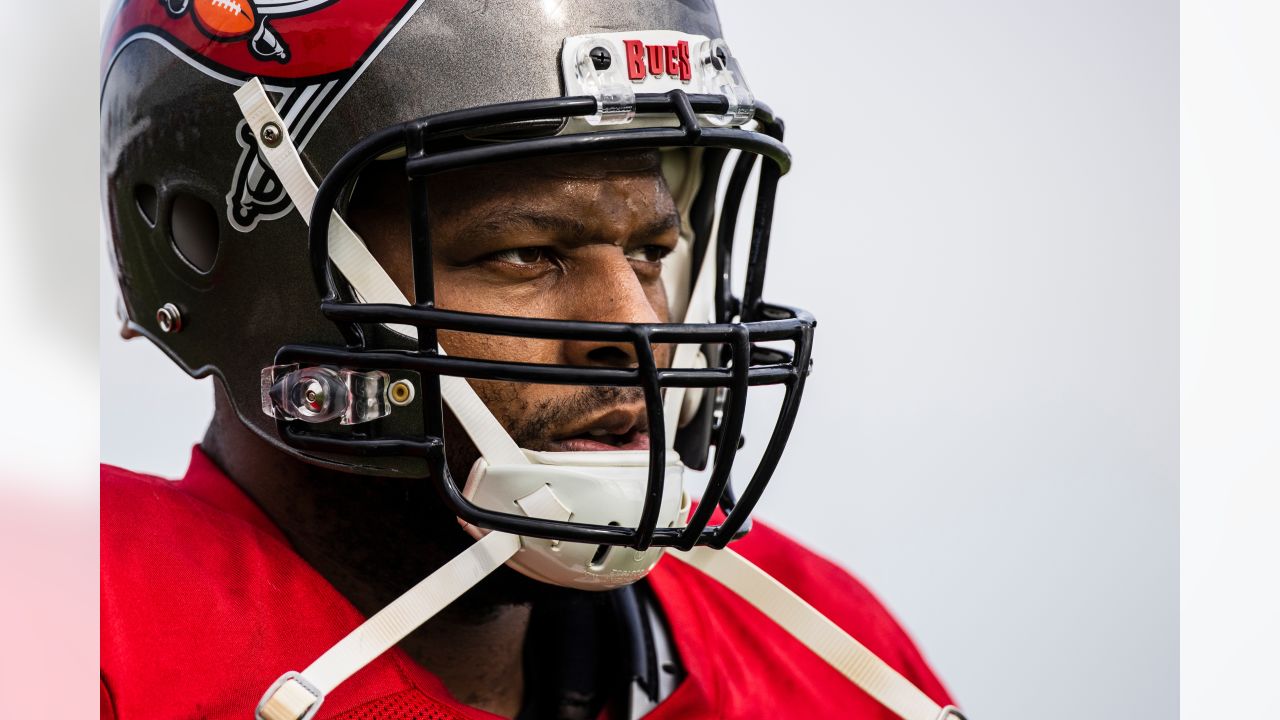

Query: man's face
[{"left": 349, "top": 151, "right": 679, "bottom": 474}]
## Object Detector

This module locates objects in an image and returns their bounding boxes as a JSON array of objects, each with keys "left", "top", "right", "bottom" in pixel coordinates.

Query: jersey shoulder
[
  {"left": 101, "top": 460, "right": 274, "bottom": 541},
  {"left": 100, "top": 461, "right": 466, "bottom": 720},
  {"left": 100, "top": 462, "right": 299, "bottom": 718},
  {"left": 101, "top": 461, "right": 204, "bottom": 530}
]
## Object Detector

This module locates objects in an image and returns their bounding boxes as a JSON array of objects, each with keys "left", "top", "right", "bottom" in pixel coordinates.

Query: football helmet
[{"left": 102, "top": 0, "right": 813, "bottom": 588}]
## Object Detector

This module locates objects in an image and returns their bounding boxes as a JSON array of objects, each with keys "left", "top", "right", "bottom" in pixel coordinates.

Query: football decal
[
  {"left": 106, "top": 0, "right": 424, "bottom": 231},
  {"left": 192, "top": 0, "right": 257, "bottom": 40},
  {"left": 160, "top": 0, "right": 317, "bottom": 62}
]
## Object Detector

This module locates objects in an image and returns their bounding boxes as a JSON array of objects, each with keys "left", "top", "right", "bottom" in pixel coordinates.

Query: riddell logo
[{"left": 623, "top": 39, "right": 692, "bottom": 82}]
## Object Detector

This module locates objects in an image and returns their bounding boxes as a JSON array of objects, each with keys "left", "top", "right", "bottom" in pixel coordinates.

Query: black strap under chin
[{"left": 517, "top": 582, "right": 683, "bottom": 720}]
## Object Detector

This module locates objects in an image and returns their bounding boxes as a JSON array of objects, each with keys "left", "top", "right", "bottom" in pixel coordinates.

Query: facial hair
[{"left": 423, "top": 384, "right": 648, "bottom": 618}]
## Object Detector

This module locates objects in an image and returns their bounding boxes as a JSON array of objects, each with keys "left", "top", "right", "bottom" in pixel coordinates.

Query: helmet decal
[
  {"left": 102, "top": 0, "right": 425, "bottom": 231},
  {"left": 158, "top": 0, "right": 344, "bottom": 64}
]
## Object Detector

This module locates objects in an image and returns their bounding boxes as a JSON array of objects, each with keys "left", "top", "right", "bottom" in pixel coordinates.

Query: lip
[
  {"left": 553, "top": 428, "right": 652, "bottom": 452},
  {"left": 549, "top": 406, "right": 650, "bottom": 452}
]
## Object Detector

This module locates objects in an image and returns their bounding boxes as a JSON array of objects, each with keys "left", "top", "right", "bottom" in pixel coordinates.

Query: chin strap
[
  {"left": 257, "top": 532, "right": 518, "bottom": 720},
  {"left": 669, "top": 548, "right": 966, "bottom": 720},
  {"left": 236, "top": 77, "right": 966, "bottom": 720},
  {"left": 256, "top": 486, "right": 570, "bottom": 720}
]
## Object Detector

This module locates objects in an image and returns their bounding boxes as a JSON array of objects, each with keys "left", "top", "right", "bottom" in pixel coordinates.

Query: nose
[{"left": 561, "top": 249, "right": 663, "bottom": 369}]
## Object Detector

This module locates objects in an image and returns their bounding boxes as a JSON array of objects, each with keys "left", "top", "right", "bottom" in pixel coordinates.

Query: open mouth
[{"left": 553, "top": 427, "right": 651, "bottom": 452}]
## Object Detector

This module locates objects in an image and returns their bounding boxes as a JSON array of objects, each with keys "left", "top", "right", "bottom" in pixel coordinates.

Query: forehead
[{"left": 351, "top": 150, "right": 673, "bottom": 222}]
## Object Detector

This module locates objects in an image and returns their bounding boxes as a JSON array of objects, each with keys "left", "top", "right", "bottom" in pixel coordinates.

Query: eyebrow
[{"left": 457, "top": 208, "right": 680, "bottom": 246}]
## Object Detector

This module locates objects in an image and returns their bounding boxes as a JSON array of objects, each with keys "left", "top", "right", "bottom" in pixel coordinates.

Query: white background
[
  {"left": 1180, "top": 1, "right": 1280, "bottom": 716},
  {"left": 93, "top": 2, "right": 1185, "bottom": 719}
]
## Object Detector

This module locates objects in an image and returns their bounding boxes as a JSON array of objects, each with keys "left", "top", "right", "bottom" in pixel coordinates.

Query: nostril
[{"left": 584, "top": 344, "right": 635, "bottom": 368}]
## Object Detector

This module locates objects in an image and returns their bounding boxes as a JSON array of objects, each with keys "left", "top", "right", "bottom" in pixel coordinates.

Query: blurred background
[
  {"left": 0, "top": 0, "right": 1187, "bottom": 717},
  {"left": 92, "top": 1, "right": 1178, "bottom": 719}
]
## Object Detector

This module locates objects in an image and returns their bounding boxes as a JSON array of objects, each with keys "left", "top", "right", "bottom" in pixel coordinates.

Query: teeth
[{"left": 588, "top": 428, "right": 609, "bottom": 437}]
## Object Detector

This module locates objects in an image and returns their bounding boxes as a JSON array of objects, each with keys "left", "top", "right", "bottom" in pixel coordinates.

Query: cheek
[
  {"left": 647, "top": 278, "right": 670, "bottom": 323},
  {"left": 433, "top": 265, "right": 563, "bottom": 364},
  {"left": 465, "top": 377, "right": 532, "bottom": 431},
  {"left": 432, "top": 262, "right": 561, "bottom": 318},
  {"left": 436, "top": 328, "right": 566, "bottom": 430},
  {"left": 432, "top": 270, "right": 578, "bottom": 430},
  {"left": 438, "top": 327, "right": 558, "bottom": 365}
]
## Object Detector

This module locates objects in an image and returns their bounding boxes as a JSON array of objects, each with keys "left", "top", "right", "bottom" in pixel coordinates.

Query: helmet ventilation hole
[
  {"left": 169, "top": 191, "right": 220, "bottom": 273},
  {"left": 589, "top": 543, "right": 611, "bottom": 569},
  {"left": 588, "top": 521, "right": 623, "bottom": 569},
  {"left": 134, "top": 184, "right": 158, "bottom": 227}
]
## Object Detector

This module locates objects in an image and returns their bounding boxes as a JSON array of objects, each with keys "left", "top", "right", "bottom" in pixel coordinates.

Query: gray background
[{"left": 99, "top": 2, "right": 1178, "bottom": 718}]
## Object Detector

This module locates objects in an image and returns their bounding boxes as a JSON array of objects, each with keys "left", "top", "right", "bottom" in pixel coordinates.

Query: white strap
[
  {"left": 234, "top": 78, "right": 524, "bottom": 467},
  {"left": 237, "top": 77, "right": 537, "bottom": 719},
  {"left": 256, "top": 485, "right": 572, "bottom": 720},
  {"left": 308, "top": 530, "right": 519, "bottom": 692},
  {"left": 436, "top": 364, "right": 527, "bottom": 467},
  {"left": 257, "top": 532, "right": 520, "bottom": 720},
  {"left": 668, "top": 547, "right": 961, "bottom": 720},
  {"left": 233, "top": 79, "right": 413, "bottom": 331}
]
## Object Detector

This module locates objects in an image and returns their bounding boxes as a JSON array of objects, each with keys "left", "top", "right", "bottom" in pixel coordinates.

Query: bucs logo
[
  {"left": 623, "top": 39, "right": 693, "bottom": 83},
  {"left": 104, "top": 0, "right": 423, "bottom": 231}
]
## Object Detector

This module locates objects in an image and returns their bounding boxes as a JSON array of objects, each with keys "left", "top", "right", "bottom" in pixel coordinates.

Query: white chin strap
[{"left": 237, "top": 79, "right": 966, "bottom": 720}]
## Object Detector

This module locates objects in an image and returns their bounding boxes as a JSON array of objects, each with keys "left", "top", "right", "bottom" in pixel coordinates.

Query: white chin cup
[{"left": 460, "top": 450, "right": 690, "bottom": 590}]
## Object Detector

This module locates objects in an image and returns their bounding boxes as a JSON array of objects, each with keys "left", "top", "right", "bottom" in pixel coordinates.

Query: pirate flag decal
[{"left": 103, "top": 0, "right": 424, "bottom": 231}]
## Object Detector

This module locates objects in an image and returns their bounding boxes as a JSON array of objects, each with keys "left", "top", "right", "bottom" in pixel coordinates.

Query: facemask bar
[{"left": 274, "top": 90, "right": 813, "bottom": 552}]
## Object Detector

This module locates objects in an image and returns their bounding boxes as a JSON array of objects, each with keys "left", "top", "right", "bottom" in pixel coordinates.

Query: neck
[{"left": 201, "top": 386, "right": 529, "bottom": 718}]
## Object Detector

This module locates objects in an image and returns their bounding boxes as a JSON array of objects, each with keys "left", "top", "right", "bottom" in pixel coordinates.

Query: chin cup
[{"left": 459, "top": 450, "right": 691, "bottom": 590}]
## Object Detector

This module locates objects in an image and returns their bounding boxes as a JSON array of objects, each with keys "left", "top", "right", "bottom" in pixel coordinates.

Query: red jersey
[{"left": 101, "top": 448, "right": 952, "bottom": 718}]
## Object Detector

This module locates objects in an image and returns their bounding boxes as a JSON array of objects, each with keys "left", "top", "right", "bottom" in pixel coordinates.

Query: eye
[
  {"left": 626, "top": 245, "right": 672, "bottom": 263},
  {"left": 490, "top": 247, "right": 550, "bottom": 266}
]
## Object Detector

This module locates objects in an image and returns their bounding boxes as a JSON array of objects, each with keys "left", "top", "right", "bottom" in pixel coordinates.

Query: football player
[{"left": 101, "top": 2, "right": 959, "bottom": 718}]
